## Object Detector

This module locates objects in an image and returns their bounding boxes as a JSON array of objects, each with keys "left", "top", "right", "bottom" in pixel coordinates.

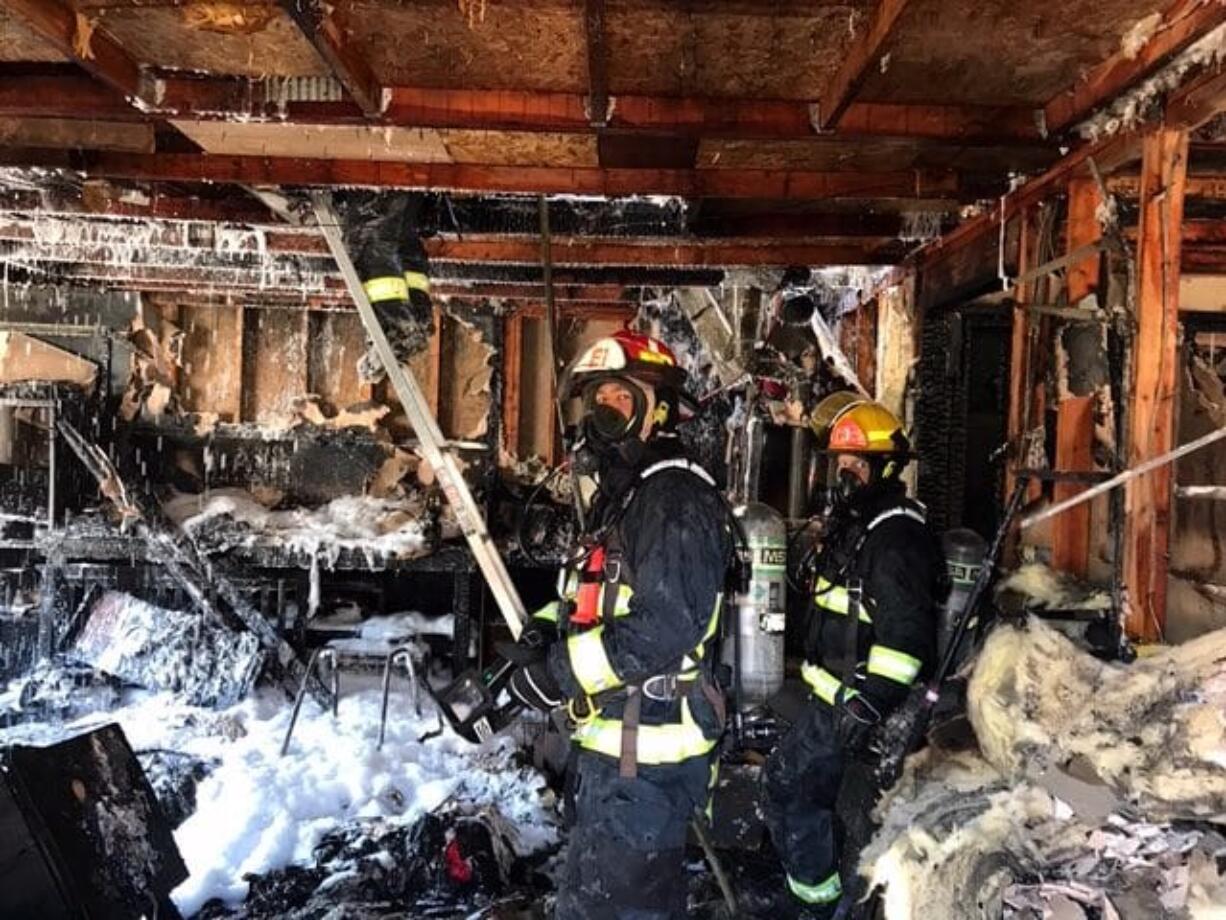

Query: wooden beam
[
  {"left": 1044, "top": 0, "right": 1226, "bottom": 135},
  {"left": 1050, "top": 177, "right": 1103, "bottom": 577},
  {"left": 0, "top": 149, "right": 958, "bottom": 202},
  {"left": 1125, "top": 126, "right": 1189, "bottom": 642},
  {"left": 0, "top": 68, "right": 1042, "bottom": 143},
  {"left": 1110, "top": 174, "right": 1226, "bottom": 199},
  {"left": 278, "top": 0, "right": 383, "bottom": 118},
  {"left": 817, "top": 0, "right": 912, "bottom": 129},
  {"left": 583, "top": 0, "right": 609, "bottom": 128},
  {"left": 502, "top": 313, "right": 523, "bottom": 458},
  {"left": 425, "top": 237, "right": 896, "bottom": 267},
  {"left": 1005, "top": 208, "right": 1038, "bottom": 508},
  {"left": 0, "top": 0, "right": 151, "bottom": 100},
  {"left": 915, "top": 129, "right": 1139, "bottom": 273},
  {"left": 0, "top": 68, "right": 137, "bottom": 120},
  {"left": 917, "top": 55, "right": 1226, "bottom": 276}
]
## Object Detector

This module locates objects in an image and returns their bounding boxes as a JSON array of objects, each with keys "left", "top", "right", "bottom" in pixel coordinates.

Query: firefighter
[
  {"left": 502, "top": 330, "right": 732, "bottom": 920},
  {"left": 760, "top": 396, "right": 945, "bottom": 918}
]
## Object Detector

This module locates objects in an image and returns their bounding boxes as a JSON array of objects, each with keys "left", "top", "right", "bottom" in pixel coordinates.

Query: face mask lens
[{"left": 587, "top": 403, "right": 633, "bottom": 442}]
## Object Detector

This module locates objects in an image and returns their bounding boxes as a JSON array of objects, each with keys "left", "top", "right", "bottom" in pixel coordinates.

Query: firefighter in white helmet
[{"left": 503, "top": 330, "right": 732, "bottom": 919}]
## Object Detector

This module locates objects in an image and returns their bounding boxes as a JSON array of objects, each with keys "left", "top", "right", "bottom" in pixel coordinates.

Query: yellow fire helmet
[{"left": 811, "top": 395, "right": 912, "bottom": 457}]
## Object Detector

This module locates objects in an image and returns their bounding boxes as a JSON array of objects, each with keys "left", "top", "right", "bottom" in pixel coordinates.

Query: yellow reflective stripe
[
  {"left": 701, "top": 592, "right": 722, "bottom": 643},
  {"left": 601, "top": 583, "right": 632, "bottom": 617},
  {"left": 867, "top": 645, "right": 922, "bottom": 685},
  {"left": 573, "top": 697, "right": 716, "bottom": 764},
  {"left": 787, "top": 871, "right": 842, "bottom": 905},
  {"left": 532, "top": 601, "right": 560, "bottom": 624},
  {"left": 567, "top": 626, "right": 621, "bottom": 695},
  {"left": 813, "top": 576, "right": 871, "bottom": 622},
  {"left": 403, "top": 270, "right": 431, "bottom": 294},
  {"left": 801, "top": 661, "right": 858, "bottom": 705},
  {"left": 363, "top": 275, "right": 408, "bottom": 302}
]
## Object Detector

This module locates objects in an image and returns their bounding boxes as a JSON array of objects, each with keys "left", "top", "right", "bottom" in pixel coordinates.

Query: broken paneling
[
  {"left": 438, "top": 308, "right": 495, "bottom": 442},
  {"left": 307, "top": 312, "right": 369, "bottom": 411},
  {"left": 241, "top": 307, "right": 308, "bottom": 425},
  {"left": 0, "top": 332, "right": 97, "bottom": 390},
  {"left": 180, "top": 304, "right": 243, "bottom": 422}
]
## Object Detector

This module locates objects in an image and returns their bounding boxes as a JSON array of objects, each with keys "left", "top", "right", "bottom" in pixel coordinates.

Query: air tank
[
  {"left": 939, "top": 528, "right": 989, "bottom": 667},
  {"left": 725, "top": 502, "right": 788, "bottom": 707}
]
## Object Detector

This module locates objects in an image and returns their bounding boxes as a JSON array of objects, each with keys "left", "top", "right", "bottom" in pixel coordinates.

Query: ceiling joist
[
  {"left": 278, "top": 0, "right": 384, "bottom": 118},
  {"left": 0, "top": 0, "right": 151, "bottom": 100},
  {"left": 1043, "top": 0, "right": 1226, "bottom": 135},
  {"left": 0, "top": 149, "right": 961, "bottom": 201},
  {"left": 816, "top": 0, "right": 912, "bottom": 130}
]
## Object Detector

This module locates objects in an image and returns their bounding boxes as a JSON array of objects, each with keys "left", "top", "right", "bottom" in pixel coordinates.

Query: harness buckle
[
  {"left": 603, "top": 555, "right": 622, "bottom": 583},
  {"left": 642, "top": 673, "right": 694, "bottom": 701}
]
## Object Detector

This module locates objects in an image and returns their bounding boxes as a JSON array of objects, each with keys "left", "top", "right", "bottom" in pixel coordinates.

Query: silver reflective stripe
[
  {"left": 866, "top": 506, "right": 926, "bottom": 531},
  {"left": 640, "top": 457, "right": 717, "bottom": 487}
]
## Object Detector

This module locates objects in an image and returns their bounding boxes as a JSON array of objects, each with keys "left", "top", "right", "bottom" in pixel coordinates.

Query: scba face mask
[{"left": 579, "top": 378, "right": 648, "bottom": 447}]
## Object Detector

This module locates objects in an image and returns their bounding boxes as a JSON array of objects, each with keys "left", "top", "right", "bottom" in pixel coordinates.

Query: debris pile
[
  {"left": 168, "top": 488, "right": 444, "bottom": 564},
  {"left": 861, "top": 618, "right": 1226, "bottom": 919},
  {"left": 0, "top": 669, "right": 560, "bottom": 918},
  {"left": 72, "top": 590, "right": 263, "bottom": 706},
  {"left": 194, "top": 809, "right": 551, "bottom": 919}
]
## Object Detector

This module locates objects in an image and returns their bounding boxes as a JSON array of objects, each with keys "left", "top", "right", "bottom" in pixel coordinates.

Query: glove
[
  {"left": 494, "top": 620, "right": 558, "bottom": 667},
  {"left": 507, "top": 660, "right": 565, "bottom": 713},
  {"left": 833, "top": 694, "right": 881, "bottom": 755}
]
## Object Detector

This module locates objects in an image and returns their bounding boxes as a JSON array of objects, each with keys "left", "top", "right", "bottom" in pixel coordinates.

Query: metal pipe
[
  {"left": 1021, "top": 425, "right": 1226, "bottom": 530},
  {"left": 1175, "top": 485, "right": 1226, "bottom": 500},
  {"left": 46, "top": 405, "right": 55, "bottom": 530}
]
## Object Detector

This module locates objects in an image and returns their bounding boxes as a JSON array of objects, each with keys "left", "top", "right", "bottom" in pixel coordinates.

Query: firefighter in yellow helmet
[{"left": 755, "top": 396, "right": 946, "bottom": 919}]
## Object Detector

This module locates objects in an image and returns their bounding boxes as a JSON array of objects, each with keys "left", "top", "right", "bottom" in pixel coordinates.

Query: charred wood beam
[
  {"left": 917, "top": 61, "right": 1226, "bottom": 274},
  {"left": 583, "top": 0, "right": 609, "bottom": 128},
  {"left": 0, "top": 148, "right": 961, "bottom": 201},
  {"left": 1044, "top": 0, "right": 1226, "bottom": 135},
  {"left": 816, "top": 0, "right": 913, "bottom": 130},
  {"left": 1125, "top": 126, "right": 1189, "bottom": 642},
  {"left": 0, "top": 65, "right": 1043, "bottom": 144},
  {"left": 0, "top": 227, "right": 900, "bottom": 268},
  {"left": 278, "top": 0, "right": 383, "bottom": 118},
  {"left": 0, "top": 0, "right": 153, "bottom": 101}
]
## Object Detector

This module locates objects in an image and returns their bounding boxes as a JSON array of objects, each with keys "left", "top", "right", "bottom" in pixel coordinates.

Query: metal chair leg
[
  {"left": 281, "top": 647, "right": 339, "bottom": 756},
  {"left": 378, "top": 645, "right": 423, "bottom": 750}
]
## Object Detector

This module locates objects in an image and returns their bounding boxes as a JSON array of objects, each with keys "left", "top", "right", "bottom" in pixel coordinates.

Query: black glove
[
  {"left": 494, "top": 620, "right": 558, "bottom": 667},
  {"left": 833, "top": 694, "right": 881, "bottom": 754},
  {"left": 507, "top": 660, "right": 565, "bottom": 713}
]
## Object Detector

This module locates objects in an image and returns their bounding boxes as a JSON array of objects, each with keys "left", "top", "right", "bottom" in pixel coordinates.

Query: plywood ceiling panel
[
  {"left": 0, "top": 8, "right": 66, "bottom": 61},
  {"left": 172, "top": 121, "right": 455, "bottom": 161},
  {"left": 96, "top": 6, "right": 328, "bottom": 77},
  {"left": 442, "top": 130, "right": 598, "bottom": 167},
  {"left": 604, "top": 4, "right": 859, "bottom": 99},
  {"left": 858, "top": 0, "right": 1171, "bottom": 106},
  {"left": 355, "top": 1, "right": 587, "bottom": 92}
]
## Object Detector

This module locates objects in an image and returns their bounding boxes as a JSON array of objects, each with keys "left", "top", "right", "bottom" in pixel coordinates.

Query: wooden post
[
  {"left": 502, "top": 313, "right": 523, "bottom": 458},
  {"left": 1006, "top": 208, "right": 1035, "bottom": 503},
  {"left": 1051, "top": 177, "right": 1103, "bottom": 576},
  {"left": 1125, "top": 126, "right": 1189, "bottom": 641}
]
